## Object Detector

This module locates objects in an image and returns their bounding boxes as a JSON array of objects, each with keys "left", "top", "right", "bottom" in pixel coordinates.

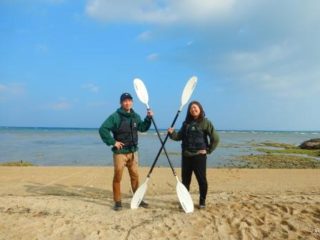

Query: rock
[{"left": 299, "top": 138, "right": 320, "bottom": 150}]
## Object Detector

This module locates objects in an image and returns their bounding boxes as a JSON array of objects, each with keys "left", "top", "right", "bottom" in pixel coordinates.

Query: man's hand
[
  {"left": 114, "top": 141, "right": 125, "bottom": 150},
  {"left": 147, "top": 109, "right": 153, "bottom": 118}
]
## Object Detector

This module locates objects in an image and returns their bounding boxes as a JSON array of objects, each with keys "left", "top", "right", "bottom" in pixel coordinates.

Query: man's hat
[{"left": 120, "top": 93, "right": 133, "bottom": 102}]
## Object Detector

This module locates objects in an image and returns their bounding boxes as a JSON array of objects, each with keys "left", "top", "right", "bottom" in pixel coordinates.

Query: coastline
[{"left": 1, "top": 127, "right": 320, "bottom": 168}]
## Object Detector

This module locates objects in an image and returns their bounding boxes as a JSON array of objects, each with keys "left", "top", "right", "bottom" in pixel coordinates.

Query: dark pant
[{"left": 181, "top": 154, "right": 208, "bottom": 203}]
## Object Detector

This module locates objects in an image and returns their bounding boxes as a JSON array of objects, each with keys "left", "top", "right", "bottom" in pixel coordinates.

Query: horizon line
[{"left": 1, "top": 126, "right": 320, "bottom": 132}]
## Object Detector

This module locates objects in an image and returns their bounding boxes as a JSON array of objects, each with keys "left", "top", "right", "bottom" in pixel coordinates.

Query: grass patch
[
  {"left": 238, "top": 154, "right": 320, "bottom": 169},
  {"left": 256, "top": 148, "right": 320, "bottom": 157},
  {"left": 0, "top": 161, "right": 35, "bottom": 166},
  {"left": 254, "top": 142, "right": 320, "bottom": 157},
  {"left": 253, "top": 142, "right": 297, "bottom": 149}
]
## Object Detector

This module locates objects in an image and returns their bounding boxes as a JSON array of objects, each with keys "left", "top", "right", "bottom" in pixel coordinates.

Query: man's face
[{"left": 121, "top": 98, "right": 133, "bottom": 112}]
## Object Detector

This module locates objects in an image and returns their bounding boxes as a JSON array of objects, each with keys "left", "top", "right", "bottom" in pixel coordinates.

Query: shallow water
[{"left": 0, "top": 127, "right": 319, "bottom": 167}]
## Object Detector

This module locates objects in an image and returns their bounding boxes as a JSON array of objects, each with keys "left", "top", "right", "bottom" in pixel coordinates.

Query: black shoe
[
  {"left": 139, "top": 200, "right": 149, "bottom": 208},
  {"left": 199, "top": 204, "right": 206, "bottom": 209},
  {"left": 199, "top": 199, "right": 206, "bottom": 209},
  {"left": 113, "top": 201, "right": 122, "bottom": 211}
]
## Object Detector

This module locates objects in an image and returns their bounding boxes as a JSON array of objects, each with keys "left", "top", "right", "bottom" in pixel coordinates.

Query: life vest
[
  {"left": 182, "top": 121, "right": 208, "bottom": 151},
  {"left": 113, "top": 113, "right": 138, "bottom": 148}
]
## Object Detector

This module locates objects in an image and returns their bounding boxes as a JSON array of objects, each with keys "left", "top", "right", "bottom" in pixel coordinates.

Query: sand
[{"left": 0, "top": 167, "right": 320, "bottom": 240}]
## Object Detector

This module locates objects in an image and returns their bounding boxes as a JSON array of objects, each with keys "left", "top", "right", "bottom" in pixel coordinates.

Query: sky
[{"left": 0, "top": 0, "right": 319, "bottom": 131}]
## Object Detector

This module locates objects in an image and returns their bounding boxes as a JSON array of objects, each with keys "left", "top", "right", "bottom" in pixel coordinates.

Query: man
[{"left": 99, "top": 93, "right": 153, "bottom": 211}]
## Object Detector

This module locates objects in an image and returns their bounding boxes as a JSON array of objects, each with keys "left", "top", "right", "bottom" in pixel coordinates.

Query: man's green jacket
[{"left": 99, "top": 108, "right": 151, "bottom": 154}]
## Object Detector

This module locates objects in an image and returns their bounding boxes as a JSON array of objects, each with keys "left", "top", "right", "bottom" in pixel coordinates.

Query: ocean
[{"left": 0, "top": 127, "right": 319, "bottom": 167}]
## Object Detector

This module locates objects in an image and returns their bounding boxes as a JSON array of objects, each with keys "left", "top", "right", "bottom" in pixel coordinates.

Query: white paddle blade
[
  {"left": 133, "top": 78, "right": 149, "bottom": 107},
  {"left": 131, "top": 178, "right": 149, "bottom": 209},
  {"left": 180, "top": 76, "right": 198, "bottom": 111},
  {"left": 176, "top": 178, "right": 194, "bottom": 213}
]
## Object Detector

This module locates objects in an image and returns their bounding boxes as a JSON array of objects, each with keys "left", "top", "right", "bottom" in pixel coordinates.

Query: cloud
[
  {"left": 147, "top": 53, "right": 159, "bottom": 61},
  {"left": 85, "top": 0, "right": 235, "bottom": 24},
  {"left": 158, "top": 1, "right": 320, "bottom": 100},
  {"left": 50, "top": 99, "right": 72, "bottom": 111},
  {"left": 85, "top": 101, "right": 109, "bottom": 108},
  {"left": 97, "top": 1, "right": 319, "bottom": 101},
  {"left": 0, "top": 83, "right": 26, "bottom": 98},
  {"left": 0, "top": 84, "right": 8, "bottom": 93},
  {"left": 84, "top": 0, "right": 320, "bottom": 100},
  {"left": 225, "top": 44, "right": 294, "bottom": 72},
  {"left": 137, "top": 31, "right": 152, "bottom": 41},
  {"left": 207, "top": 41, "right": 320, "bottom": 99},
  {"left": 81, "top": 83, "right": 100, "bottom": 93},
  {"left": 186, "top": 41, "right": 194, "bottom": 46}
]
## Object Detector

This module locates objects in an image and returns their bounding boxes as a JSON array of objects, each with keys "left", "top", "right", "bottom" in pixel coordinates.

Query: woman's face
[{"left": 189, "top": 104, "right": 201, "bottom": 119}]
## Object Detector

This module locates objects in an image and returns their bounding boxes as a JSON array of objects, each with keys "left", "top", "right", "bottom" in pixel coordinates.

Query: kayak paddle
[{"left": 131, "top": 77, "right": 197, "bottom": 213}]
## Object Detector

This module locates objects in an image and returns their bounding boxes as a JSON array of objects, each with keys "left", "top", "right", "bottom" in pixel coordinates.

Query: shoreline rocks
[{"left": 299, "top": 138, "right": 320, "bottom": 150}]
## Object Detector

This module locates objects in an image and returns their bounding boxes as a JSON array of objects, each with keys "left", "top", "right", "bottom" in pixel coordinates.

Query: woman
[{"left": 168, "top": 101, "right": 219, "bottom": 209}]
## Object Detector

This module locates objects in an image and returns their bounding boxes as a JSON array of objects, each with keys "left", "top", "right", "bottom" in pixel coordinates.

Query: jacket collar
[{"left": 117, "top": 107, "right": 135, "bottom": 117}]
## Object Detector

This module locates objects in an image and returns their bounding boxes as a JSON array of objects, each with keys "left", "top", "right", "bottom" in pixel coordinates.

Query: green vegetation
[
  {"left": 0, "top": 161, "right": 35, "bottom": 166},
  {"left": 238, "top": 154, "right": 320, "bottom": 169},
  {"left": 253, "top": 142, "right": 297, "bottom": 149},
  {"left": 235, "top": 141, "right": 320, "bottom": 168},
  {"left": 254, "top": 142, "right": 320, "bottom": 157},
  {"left": 256, "top": 147, "right": 320, "bottom": 157}
]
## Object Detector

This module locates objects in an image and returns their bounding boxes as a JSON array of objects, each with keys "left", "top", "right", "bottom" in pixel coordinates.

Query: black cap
[{"left": 120, "top": 93, "right": 133, "bottom": 102}]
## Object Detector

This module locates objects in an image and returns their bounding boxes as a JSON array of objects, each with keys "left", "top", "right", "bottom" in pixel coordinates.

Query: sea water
[{"left": 0, "top": 127, "right": 319, "bottom": 167}]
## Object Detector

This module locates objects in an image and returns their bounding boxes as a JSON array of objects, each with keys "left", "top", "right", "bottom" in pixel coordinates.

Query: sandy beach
[{"left": 0, "top": 167, "right": 319, "bottom": 240}]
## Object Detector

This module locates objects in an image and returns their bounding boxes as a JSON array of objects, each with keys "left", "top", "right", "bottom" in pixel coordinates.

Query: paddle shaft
[
  {"left": 147, "top": 110, "right": 181, "bottom": 177},
  {"left": 150, "top": 117, "right": 177, "bottom": 176}
]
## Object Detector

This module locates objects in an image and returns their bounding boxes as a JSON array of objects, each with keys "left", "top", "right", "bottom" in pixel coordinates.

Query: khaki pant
[{"left": 113, "top": 152, "right": 139, "bottom": 202}]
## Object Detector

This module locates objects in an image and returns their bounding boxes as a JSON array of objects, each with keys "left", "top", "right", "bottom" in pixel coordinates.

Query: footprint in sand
[{"left": 281, "top": 219, "right": 297, "bottom": 231}]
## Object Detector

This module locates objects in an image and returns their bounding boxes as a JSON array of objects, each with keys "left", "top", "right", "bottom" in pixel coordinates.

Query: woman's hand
[
  {"left": 167, "top": 128, "right": 174, "bottom": 134},
  {"left": 198, "top": 149, "right": 207, "bottom": 155}
]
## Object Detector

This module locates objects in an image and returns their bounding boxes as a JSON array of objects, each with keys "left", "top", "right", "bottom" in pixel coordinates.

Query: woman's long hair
[{"left": 184, "top": 101, "right": 205, "bottom": 123}]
